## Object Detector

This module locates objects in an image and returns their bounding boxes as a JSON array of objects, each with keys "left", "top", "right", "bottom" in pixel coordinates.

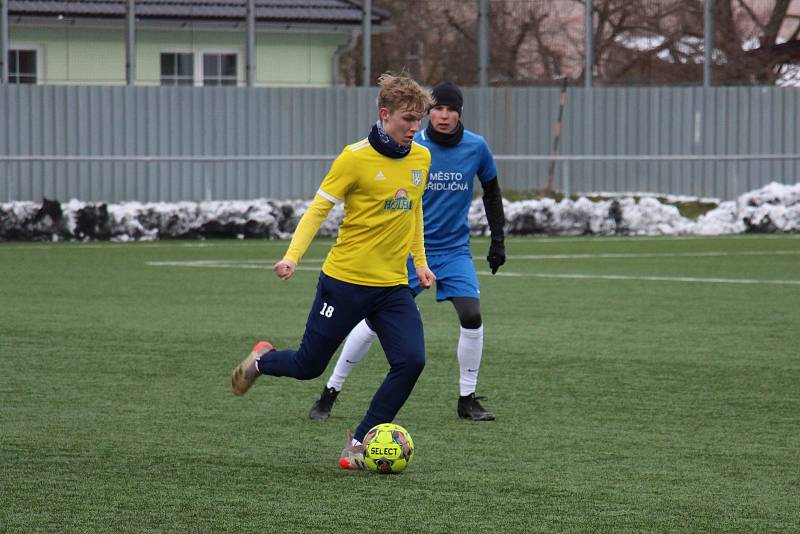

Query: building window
[
  {"left": 160, "top": 52, "right": 194, "bottom": 86},
  {"left": 9, "top": 49, "right": 37, "bottom": 84},
  {"left": 202, "top": 53, "right": 237, "bottom": 86}
]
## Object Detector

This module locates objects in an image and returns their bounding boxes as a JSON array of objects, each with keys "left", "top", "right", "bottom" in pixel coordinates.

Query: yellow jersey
[{"left": 284, "top": 138, "right": 430, "bottom": 286}]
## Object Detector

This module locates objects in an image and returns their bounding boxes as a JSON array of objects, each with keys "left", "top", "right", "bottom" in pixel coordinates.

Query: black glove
[{"left": 487, "top": 239, "right": 506, "bottom": 274}]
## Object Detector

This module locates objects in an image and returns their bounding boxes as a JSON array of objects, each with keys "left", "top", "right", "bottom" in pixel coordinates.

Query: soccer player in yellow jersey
[{"left": 231, "top": 73, "right": 435, "bottom": 470}]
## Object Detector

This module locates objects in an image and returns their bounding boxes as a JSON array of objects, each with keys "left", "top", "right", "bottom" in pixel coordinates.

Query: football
[{"left": 362, "top": 423, "right": 414, "bottom": 474}]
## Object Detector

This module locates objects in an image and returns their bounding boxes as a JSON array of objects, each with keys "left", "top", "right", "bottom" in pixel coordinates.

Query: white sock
[
  {"left": 458, "top": 325, "right": 484, "bottom": 397},
  {"left": 327, "top": 319, "right": 377, "bottom": 391}
]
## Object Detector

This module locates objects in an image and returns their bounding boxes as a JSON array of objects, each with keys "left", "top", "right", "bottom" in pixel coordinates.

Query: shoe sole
[
  {"left": 458, "top": 413, "right": 496, "bottom": 421},
  {"left": 231, "top": 341, "right": 273, "bottom": 396},
  {"left": 309, "top": 411, "right": 331, "bottom": 421},
  {"left": 308, "top": 401, "right": 333, "bottom": 420}
]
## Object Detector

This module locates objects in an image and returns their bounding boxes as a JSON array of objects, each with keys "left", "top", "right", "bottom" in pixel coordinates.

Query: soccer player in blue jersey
[
  {"left": 309, "top": 81, "right": 506, "bottom": 422},
  {"left": 231, "top": 73, "right": 436, "bottom": 470}
]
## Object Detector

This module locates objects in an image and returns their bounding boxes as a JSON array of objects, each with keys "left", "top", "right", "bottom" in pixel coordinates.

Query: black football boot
[
  {"left": 309, "top": 386, "right": 340, "bottom": 420},
  {"left": 457, "top": 393, "right": 496, "bottom": 421}
]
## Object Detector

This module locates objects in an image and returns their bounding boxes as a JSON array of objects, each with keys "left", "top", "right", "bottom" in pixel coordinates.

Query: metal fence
[{"left": 1, "top": 85, "right": 798, "bottom": 202}]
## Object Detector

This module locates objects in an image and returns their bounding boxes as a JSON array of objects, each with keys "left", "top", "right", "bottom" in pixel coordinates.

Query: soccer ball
[{"left": 362, "top": 423, "right": 414, "bottom": 474}]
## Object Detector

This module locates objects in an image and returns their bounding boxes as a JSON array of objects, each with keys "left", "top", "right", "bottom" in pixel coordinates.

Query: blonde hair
[{"left": 376, "top": 72, "right": 434, "bottom": 114}]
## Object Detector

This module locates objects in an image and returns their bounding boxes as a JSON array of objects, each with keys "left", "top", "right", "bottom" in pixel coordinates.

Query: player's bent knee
[
  {"left": 453, "top": 298, "right": 482, "bottom": 329},
  {"left": 301, "top": 367, "right": 326, "bottom": 380},
  {"left": 460, "top": 312, "right": 482, "bottom": 330},
  {"left": 293, "top": 359, "right": 328, "bottom": 380}
]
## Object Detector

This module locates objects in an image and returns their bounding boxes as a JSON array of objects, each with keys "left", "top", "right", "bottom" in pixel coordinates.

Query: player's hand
[
  {"left": 273, "top": 259, "right": 297, "bottom": 281},
  {"left": 487, "top": 239, "right": 506, "bottom": 274},
  {"left": 415, "top": 265, "right": 436, "bottom": 289}
]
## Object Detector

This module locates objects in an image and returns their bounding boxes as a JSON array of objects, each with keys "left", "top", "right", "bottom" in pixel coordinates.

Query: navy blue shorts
[{"left": 257, "top": 272, "right": 426, "bottom": 442}]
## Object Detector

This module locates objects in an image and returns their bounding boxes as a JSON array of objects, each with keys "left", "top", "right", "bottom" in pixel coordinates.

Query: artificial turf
[{"left": 2, "top": 235, "right": 798, "bottom": 532}]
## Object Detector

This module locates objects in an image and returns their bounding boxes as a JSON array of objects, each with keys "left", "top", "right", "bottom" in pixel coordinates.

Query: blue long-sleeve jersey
[{"left": 413, "top": 128, "right": 498, "bottom": 254}]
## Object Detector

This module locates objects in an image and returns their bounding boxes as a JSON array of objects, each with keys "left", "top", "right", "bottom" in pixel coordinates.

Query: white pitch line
[
  {"left": 510, "top": 234, "right": 800, "bottom": 243},
  {"left": 2, "top": 242, "right": 290, "bottom": 252},
  {"left": 476, "top": 271, "right": 800, "bottom": 285},
  {"left": 5, "top": 235, "right": 799, "bottom": 250},
  {"left": 0, "top": 242, "right": 218, "bottom": 250},
  {"left": 147, "top": 259, "right": 323, "bottom": 266},
  {"left": 491, "top": 250, "right": 800, "bottom": 260},
  {"left": 146, "top": 260, "right": 323, "bottom": 271},
  {"left": 7, "top": 244, "right": 798, "bottom": 261},
  {"left": 148, "top": 250, "right": 800, "bottom": 266},
  {"left": 146, "top": 260, "right": 800, "bottom": 285}
]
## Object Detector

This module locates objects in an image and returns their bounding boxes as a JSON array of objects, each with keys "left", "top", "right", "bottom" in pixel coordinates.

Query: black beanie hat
[{"left": 432, "top": 81, "right": 463, "bottom": 115}]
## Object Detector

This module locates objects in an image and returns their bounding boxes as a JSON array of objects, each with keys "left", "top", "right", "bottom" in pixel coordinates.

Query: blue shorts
[{"left": 407, "top": 250, "right": 480, "bottom": 301}]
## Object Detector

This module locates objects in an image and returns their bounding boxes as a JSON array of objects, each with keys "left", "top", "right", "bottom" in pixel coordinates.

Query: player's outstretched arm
[{"left": 277, "top": 194, "right": 334, "bottom": 281}]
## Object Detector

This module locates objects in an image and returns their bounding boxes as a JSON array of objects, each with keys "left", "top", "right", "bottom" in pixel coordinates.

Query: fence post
[
  {"left": 361, "top": 0, "right": 371, "bottom": 86},
  {"left": 1, "top": 0, "right": 8, "bottom": 84},
  {"left": 478, "top": 0, "right": 489, "bottom": 87},
  {"left": 704, "top": 0, "right": 714, "bottom": 88},
  {"left": 126, "top": 0, "right": 136, "bottom": 85},
  {"left": 585, "top": 0, "right": 593, "bottom": 88},
  {"left": 246, "top": 0, "right": 255, "bottom": 87}
]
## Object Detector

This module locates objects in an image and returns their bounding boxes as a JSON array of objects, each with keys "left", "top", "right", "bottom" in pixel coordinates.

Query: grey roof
[{"left": 9, "top": 0, "right": 388, "bottom": 25}]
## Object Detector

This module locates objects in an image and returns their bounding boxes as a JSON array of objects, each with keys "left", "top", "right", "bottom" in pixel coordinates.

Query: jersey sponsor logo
[
  {"left": 427, "top": 181, "right": 469, "bottom": 191},
  {"left": 384, "top": 188, "right": 413, "bottom": 211},
  {"left": 412, "top": 169, "right": 424, "bottom": 187},
  {"left": 426, "top": 170, "right": 468, "bottom": 191},
  {"left": 374, "top": 170, "right": 386, "bottom": 180},
  {"left": 429, "top": 170, "right": 464, "bottom": 182}
]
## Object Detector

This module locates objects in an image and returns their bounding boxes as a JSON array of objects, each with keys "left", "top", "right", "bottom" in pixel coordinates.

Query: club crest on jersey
[
  {"left": 411, "top": 170, "right": 423, "bottom": 187},
  {"left": 384, "top": 189, "right": 413, "bottom": 211}
]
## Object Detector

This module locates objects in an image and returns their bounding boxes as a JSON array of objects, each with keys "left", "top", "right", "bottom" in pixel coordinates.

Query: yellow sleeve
[
  {"left": 283, "top": 194, "right": 334, "bottom": 264},
  {"left": 317, "top": 150, "right": 356, "bottom": 202},
  {"left": 410, "top": 150, "right": 430, "bottom": 268},
  {"left": 410, "top": 198, "right": 427, "bottom": 268}
]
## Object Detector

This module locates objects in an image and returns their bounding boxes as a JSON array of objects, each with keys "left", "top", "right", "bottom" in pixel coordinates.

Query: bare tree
[
  {"left": 339, "top": 0, "right": 800, "bottom": 87},
  {"left": 338, "top": 1, "right": 479, "bottom": 86},
  {"left": 714, "top": 0, "right": 800, "bottom": 84},
  {"left": 582, "top": 0, "right": 800, "bottom": 85}
]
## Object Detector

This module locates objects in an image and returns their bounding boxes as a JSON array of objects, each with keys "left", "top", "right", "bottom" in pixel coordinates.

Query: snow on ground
[{"left": 1, "top": 181, "right": 798, "bottom": 241}]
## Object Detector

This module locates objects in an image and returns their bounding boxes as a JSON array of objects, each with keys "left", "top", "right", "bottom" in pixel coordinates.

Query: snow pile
[
  {"left": 474, "top": 196, "right": 620, "bottom": 236},
  {"left": 469, "top": 195, "right": 695, "bottom": 236},
  {"left": 692, "top": 201, "right": 744, "bottom": 235},
  {"left": 0, "top": 199, "right": 70, "bottom": 240},
  {"left": 738, "top": 182, "right": 800, "bottom": 232},
  {"left": 1, "top": 181, "right": 798, "bottom": 241},
  {"left": 0, "top": 198, "right": 296, "bottom": 241},
  {"left": 469, "top": 181, "right": 800, "bottom": 237}
]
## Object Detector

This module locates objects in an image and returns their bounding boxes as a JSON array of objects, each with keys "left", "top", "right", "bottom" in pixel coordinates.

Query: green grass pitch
[{"left": 2, "top": 235, "right": 799, "bottom": 532}]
